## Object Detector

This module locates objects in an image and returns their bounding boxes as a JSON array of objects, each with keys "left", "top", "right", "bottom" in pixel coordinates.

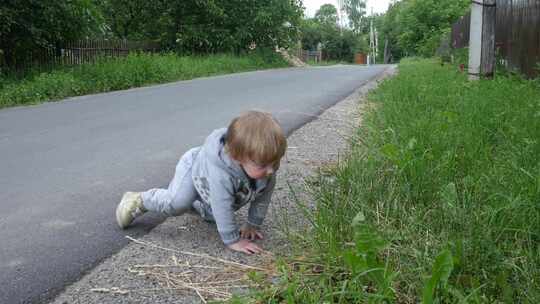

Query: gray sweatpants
[{"left": 141, "top": 148, "right": 209, "bottom": 218}]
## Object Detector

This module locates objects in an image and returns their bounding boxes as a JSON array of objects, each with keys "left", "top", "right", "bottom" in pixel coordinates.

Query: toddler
[{"left": 116, "top": 111, "right": 286, "bottom": 254}]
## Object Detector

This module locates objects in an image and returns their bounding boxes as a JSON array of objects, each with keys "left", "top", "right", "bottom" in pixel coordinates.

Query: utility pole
[
  {"left": 375, "top": 27, "right": 378, "bottom": 61},
  {"left": 369, "top": 7, "right": 377, "bottom": 65},
  {"left": 468, "top": 0, "right": 496, "bottom": 80}
]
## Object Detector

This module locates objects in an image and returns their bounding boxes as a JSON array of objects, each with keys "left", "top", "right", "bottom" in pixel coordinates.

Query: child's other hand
[
  {"left": 240, "top": 223, "right": 263, "bottom": 240},
  {"left": 227, "top": 239, "right": 262, "bottom": 255}
]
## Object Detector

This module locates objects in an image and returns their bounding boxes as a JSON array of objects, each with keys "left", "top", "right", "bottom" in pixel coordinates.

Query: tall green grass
[
  {"left": 251, "top": 58, "right": 540, "bottom": 303},
  {"left": 0, "top": 50, "right": 289, "bottom": 109}
]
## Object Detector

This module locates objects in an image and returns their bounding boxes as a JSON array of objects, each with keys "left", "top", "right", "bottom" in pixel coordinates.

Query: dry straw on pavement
[{"left": 91, "top": 236, "right": 275, "bottom": 303}]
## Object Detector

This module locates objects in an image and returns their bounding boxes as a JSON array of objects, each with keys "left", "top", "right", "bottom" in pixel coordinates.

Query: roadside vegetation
[
  {"left": 1, "top": 0, "right": 471, "bottom": 110},
  {"left": 0, "top": 1, "right": 301, "bottom": 109},
  {"left": 376, "top": 0, "right": 469, "bottom": 59},
  {"left": 243, "top": 58, "right": 540, "bottom": 303},
  {"left": 300, "top": 0, "right": 469, "bottom": 64},
  {"left": 0, "top": 51, "right": 288, "bottom": 109}
]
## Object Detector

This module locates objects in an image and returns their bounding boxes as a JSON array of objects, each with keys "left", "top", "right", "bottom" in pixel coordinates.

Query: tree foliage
[
  {"left": 314, "top": 4, "right": 338, "bottom": 26},
  {"left": 0, "top": 0, "right": 104, "bottom": 66},
  {"left": 380, "top": 0, "right": 469, "bottom": 59},
  {"left": 99, "top": 0, "right": 303, "bottom": 54},
  {"left": 299, "top": 19, "right": 323, "bottom": 51},
  {"left": 343, "top": 0, "right": 366, "bottom": 33},
  {"left": 300, "top": 0, "right": 468, "bottom": 63},
  {"left": 300, "top": 3, "right": 367, "bottom": 62},
  {"left": 97, "top": 0, "right": 165, "bottom": 40},
  {"left": 0, "top": 0, "right": 303, "bottom": 69}
]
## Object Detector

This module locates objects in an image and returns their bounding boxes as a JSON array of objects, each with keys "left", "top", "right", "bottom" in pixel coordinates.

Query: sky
[{"left": 303, "top": 0, "right": 391, "bottom": 18}]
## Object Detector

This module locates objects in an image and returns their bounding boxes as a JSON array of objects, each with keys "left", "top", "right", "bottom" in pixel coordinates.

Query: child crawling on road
[{"left": 116, "top": 110, "right": 286, "bottom": 255}]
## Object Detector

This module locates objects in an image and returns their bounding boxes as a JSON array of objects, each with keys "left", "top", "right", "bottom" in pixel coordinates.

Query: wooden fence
[
  {"left": 451, "top": 13, "right": 471, "bottom": 49},
  {"left": 1, "top": 39, "right": 160, "bottom": 74},
  {"left": 295, "top": 49, "right": 323, "bottom": 63},
  {"left": 451, "top": 0, "right": 540, "bottom": 78}
]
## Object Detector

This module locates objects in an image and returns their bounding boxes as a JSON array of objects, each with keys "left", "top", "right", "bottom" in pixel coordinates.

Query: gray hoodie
[{"left": 191, "top": 128, "right": 275, "bottom": 245}]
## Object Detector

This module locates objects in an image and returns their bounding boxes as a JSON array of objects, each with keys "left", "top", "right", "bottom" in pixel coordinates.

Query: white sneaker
[{"left": 116, "top": 192, "right": 146, "bottom": 229}]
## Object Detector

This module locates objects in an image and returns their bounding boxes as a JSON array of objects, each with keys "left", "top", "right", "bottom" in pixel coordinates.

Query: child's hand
[
  {"left": 227, "top": 239, "right": 262, "bottom": 255},
  {"left": 240, "top": 223, "right": 264, "bottom": 240}
]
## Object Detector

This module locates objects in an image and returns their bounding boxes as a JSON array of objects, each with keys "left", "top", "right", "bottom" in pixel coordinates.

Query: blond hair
[{"left": 226, "top": 111, "right": 286, "bottom": 165}]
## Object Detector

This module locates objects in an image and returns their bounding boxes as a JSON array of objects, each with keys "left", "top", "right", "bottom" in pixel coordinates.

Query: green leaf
[
  {"left": 343, "top": 249, "right": 367, "bottom": 274},
  {"left": 422, "top": 249, "right": 454, "bottom": 304},
  {"left": 439, "top": 182, "right": 457, "bottom": 207},
  {"left": 381, "top": 143, "right": 400, "bottom": 163},
  {"left": 407, "top": 137, "right": 418, "bottom": 150},
  {"left": 351, "top": 211, "right": 365, "bottom": 227},
  {"left": 354, "top": 224, "right": 388, "bottom": 255}
]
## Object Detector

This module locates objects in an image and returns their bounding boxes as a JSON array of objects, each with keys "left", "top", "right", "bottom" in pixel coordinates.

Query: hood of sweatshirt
[{"left": 199, "top": 127, "right": 249, "bottom": 182}]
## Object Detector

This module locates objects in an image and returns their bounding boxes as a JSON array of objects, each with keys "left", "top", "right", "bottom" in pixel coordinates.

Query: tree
[
  {"left": 379, "top": 0, "right": 469, "bottom": 59},
  {"left": 300, "top": 3, "right": 367, "bottom": 62},
  {"left": 343, "top": 0, "right": 366, "bottom": 33},
  {"left": 314, "top": 4, "right": 338, "bottom": 26},
  {"left": 299, "top": 19, "right": 322, "bottom": 51},
  {"left": 0, "top": 0, "right": 104, "bottom": 67},
  {"left": 97, "top": 0, "right": 303, "bottom": 54},
  {"left": 97, "top": 0, "right": 166, "bottom": 40},
  {"left": 323, "top": 28, "right": 365, "bottom": 61},
  {"left": 312, "top": 4, "right": 340, "bottom": 51}
]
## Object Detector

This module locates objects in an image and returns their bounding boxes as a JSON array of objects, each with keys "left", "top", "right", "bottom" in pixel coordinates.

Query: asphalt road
[{"left": 0, "top": 64, "right": 388, "bottom": 303}]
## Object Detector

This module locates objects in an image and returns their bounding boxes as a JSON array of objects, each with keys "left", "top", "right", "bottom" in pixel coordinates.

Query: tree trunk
[
  {"left": 383, "top": 38, "right": 390, "bottom": 64},
  {"left": 4, "top": 48, "right": 16, "bottom": 68}
]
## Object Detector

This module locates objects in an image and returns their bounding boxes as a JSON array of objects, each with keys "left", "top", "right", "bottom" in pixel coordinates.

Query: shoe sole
[{"left": 116, "top": 192, "right": 134, "bottom": 229}]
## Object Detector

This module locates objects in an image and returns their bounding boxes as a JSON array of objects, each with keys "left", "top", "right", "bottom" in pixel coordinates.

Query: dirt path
[{"left": 51, "top": 65, "right": 396, "bottom": 304}]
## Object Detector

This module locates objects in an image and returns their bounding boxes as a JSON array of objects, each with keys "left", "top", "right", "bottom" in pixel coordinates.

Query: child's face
[{"left": 240, "top": 159, "right": 278, "bottom": 179}]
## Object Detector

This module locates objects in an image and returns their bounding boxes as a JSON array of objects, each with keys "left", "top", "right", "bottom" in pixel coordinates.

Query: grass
[
  {"left": 0, "top": 50, "right": 289, "bottom": 109},
  {"left": 244, "top": 58, "right": 540, "bottom": 303}
]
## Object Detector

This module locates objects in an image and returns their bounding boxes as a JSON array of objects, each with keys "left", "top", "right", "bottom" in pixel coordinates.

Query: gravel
[{"left": 50, "top": 65, "right": 397, "bottom": 304}]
